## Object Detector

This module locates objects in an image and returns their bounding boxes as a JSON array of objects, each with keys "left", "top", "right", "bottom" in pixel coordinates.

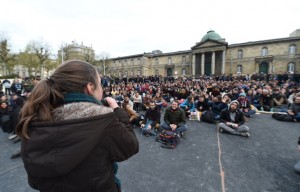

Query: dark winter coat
[{"left": 21, "top": 102, "right": 139, "bottom": 192}]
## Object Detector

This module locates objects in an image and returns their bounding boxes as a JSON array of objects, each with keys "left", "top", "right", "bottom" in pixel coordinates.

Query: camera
[{"left": 101, "top": 99, "right": 109, "bottom": 107}]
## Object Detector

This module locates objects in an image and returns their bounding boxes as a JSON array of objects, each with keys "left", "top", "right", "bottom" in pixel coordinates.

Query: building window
[
  {"left": 182, "top": 56, "right": 186, "bottom": 64},
  {"left": 182, "top": 68, "right": 186, "bottom": 75},
  {"left": 289, "top": 45, "right": 296, "bottom": 55},
  {"left": 130, "top": 70, "right": 134, "bottom": 76},
  {"left": 155, "top": 69, "right": 159, "bottom": 75},
  {"left": 131, "top": 59, "right": 134, "bottom": 65},
  {"left": 261, "top": 47, "right": 268, "bottom": 56},
  {"left": 237, "top": 50, "right": 243, "bottom": 58},
  {"left": 118, "top": 71, "right": 122, "bottom": 77},
  {"left": 237, "top": 65, "right": 243, "bottom": 74},
  {"left": 137, "top": 70, "right": 141, "bottom": 76},
  {"left": 168, "top": 57, "right": 172, "bottom": 64},
  {"left": 119, "top": 61, "right": 122, "bottom": 67},
  {"left": 155, "top": 58, "right": 159, "bottom": 65},
  {"left": 137, "top": 58, "right": 141, "bottom": 65},
  {"left": 288, "top": 63, "right": 295, "bottom": 73},
  {"left": 124, "top": 71, "right": 128, "bottom": 77},
  {"left": 113, "top": 61, "right": 116, "bottom": 67},
  {"left": 124, "top": 60, "right": 127, "bottom": 66}
]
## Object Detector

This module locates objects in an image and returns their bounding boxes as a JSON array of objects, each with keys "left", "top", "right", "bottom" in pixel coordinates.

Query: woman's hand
[{"left": 104, "top": 97, "right": 119, "bottom": 109}]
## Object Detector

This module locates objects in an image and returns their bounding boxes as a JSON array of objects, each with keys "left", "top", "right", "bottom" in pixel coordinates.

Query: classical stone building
[
  {"left": 58, "top": 41, "right": 95, "bottom": 63},
  {"left": 108, "top": 29, "right": 300, "bottom": 77}
]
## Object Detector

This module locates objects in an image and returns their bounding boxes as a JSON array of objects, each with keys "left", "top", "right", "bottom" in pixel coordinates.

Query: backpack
[
  {"left": 272, "top": 113, "right": 294, "bottom": 122},
  {"left": 201, "top": 110, "right": 215, "bottom": 123},
  {"left": 155, "top": 130, "right": 180, "bottom": 149}
]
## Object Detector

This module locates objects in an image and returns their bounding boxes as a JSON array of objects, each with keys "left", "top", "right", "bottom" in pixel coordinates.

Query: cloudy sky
[{"left": 1, "top": 0, "right": 299, "bottom": 58}]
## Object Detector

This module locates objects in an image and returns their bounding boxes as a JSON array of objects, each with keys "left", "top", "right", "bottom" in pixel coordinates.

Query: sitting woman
[
  {"left": 121, "top": 102, "right": 139, "bottom": 127},
  {"left": 152, "top": 92, "right": 165, "bottom": 112},
  {"left": 180, "top": 96, "right": 196, "bottom": 118}
]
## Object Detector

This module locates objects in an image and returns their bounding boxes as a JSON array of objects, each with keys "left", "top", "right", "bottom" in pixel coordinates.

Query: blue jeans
[
  {"left": 294, "top": 113, "right": 300, "bottom": 121},
  {"left": 161, "top": 122, "right": 188, "bottom": 134},
  {"left": 142, "top": 120, "right": 156, "bottom": 135}
]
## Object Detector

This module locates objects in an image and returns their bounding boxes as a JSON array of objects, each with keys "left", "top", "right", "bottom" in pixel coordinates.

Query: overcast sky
[{"left": 1, "top": 0, "right": 299, "bottom": 58}]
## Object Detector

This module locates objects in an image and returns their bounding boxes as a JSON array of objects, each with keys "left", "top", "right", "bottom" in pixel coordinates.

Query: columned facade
[{"left": 109, "top": 29, "right": 300, "bottom": 78}]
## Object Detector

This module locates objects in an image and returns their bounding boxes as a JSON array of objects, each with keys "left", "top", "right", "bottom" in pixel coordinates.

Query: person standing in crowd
[
  {"left": 140, "top": 100, "right": 161, "bottom": 136},
  {"left": 16, "top": 60, "right": 139, "bottom": 192},
  {"left": 11, "top": 79, "right": 23, "bottom": 96},
  {"left": 161, "top": 100, "right": 188, "bottom": 138},
  {"left": 219, "top": 100, "right": 250, "bottom": 138},
  {"left": 2, "top": 79, "right": 11, "bottom": 95}
]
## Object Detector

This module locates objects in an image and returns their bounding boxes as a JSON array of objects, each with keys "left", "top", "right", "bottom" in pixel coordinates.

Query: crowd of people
[{"left": 0, "top": 63, "right": 300, "bottom": 191}]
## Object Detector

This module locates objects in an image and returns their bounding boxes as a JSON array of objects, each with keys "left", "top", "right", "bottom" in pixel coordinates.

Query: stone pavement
[{"left": 0, "top": 113, "right": 300, "bottom": 192}]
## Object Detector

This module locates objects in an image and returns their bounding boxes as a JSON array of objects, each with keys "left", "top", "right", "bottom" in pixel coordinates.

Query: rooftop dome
[{"left": 201, "top": 30, "right": 222, "bottom": 42}]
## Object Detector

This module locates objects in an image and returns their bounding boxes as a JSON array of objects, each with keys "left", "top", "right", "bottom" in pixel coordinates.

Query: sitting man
[
  {"left": 219, "top": 100, "right": 250, "bottom": 138},
  {"left": 259, "top": 89, "right": 274, "bottom": 111},
  {"left": 140, "top": 100, "right": 161, "bottom": 136},
  {"left": 272, "top": 88, "right": 288, "bottom": 108},
  {"left": 287, "top": 93, "right": 300, "bottom": 122},
  {"left": 161, "top": 100, "right": 188, "bottom": 138}
]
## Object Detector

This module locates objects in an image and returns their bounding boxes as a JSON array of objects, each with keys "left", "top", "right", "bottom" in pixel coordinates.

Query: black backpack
[
  {"left": 272, "top": 113, "right": 294, "bottom": 122},
  {"left": 156, "top": 130, "right": 180, "bottom": 149},
  {"left": 201, "top": 110, "right": 215, "bottom": 123}
]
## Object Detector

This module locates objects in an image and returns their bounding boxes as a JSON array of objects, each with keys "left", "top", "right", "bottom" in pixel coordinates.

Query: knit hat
[
  {"left": 239, "top": 93, "right": 246, "bottom": 97},
  {"left": 228, "top": 100, "right": 239, "bottom": 110}
]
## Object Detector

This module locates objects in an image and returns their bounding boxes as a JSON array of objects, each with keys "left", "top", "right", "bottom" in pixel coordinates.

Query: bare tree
[
  {"left": 0, "top": 34, "right": 16, "bottom": 76},
  {"left": 17, "top": 44, "right": 40, "bottom": 76},
  {"left": 28, "top": 40, "right": 51, "bottom": 78},
  {"left": 97, "top": 51, "right": 111, "bottom": 75}
]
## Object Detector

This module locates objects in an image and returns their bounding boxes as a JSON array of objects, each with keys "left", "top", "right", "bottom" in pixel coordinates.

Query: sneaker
[
  {"left": 180, "top": 132, "right": 187, "bottom": 139},
  {"left": 8, "top": 133, "right": 17, "bottom": 140},
  {"left": 240, "top": 132, "right": 250, "bottom": 138}
]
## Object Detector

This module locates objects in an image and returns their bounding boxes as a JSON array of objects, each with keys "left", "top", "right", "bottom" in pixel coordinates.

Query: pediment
[{"left": 191, "top": 39, "right": 227, "bottom": 50}]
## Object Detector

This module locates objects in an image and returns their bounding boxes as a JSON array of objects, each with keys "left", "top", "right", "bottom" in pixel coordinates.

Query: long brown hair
[{"left": 16, "top": 60, "right": 99, "bottom": 139}]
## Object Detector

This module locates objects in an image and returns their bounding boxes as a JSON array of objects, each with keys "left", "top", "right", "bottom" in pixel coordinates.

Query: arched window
[
  {"left": 155, "top": 58, "right": 159, "bottom": 65},
  {"left": 288, "top": 63, "right": 295, "bottom": 73},
  {"left": 155, "top": 69, "right": 159, "bottom": 75},
  {"left": 237, "top": 65, "right": 243, "bottom": 74},
  {"left": 289, "top": 45, "right": 296, "bottom": 55},
  {"left": 137, "top": 70, "right": 141, "bottom": 76},
  {"left": 130, "top": 70, "right": 134, "bottom": 76},
  {"left": 124, "top": 71, "right": 128, "bottom": 77},
  {"left": 261, "top": 47, "right": 268, "bottom": 56},
  {"left": 118, "top": 71, "right": 122, "bottom": 77},
  {"left": 168, "top": 57, "right": 172, "bottom": 64},
  {"left": 182, "top": 68, "right": 186, "bottom": 75},
  {"left": 182, "top": 56, "right": 186, "bottom": 64},
  {"left": 237, "top": 50, "right": 243, "bottom": 58}
]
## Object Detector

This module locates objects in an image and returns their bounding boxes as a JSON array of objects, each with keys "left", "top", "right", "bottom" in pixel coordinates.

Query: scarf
[{"left": 63, "top": 93, "right": 121, "bottom": 188}]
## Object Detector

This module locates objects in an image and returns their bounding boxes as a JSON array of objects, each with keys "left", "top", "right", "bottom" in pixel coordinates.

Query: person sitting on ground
[
  {"left": 132, "top": 91, "right": 142, "bottom": 113},
  {"left": 272, "top": 88, "right": 288, "bottom": 108},
  {"left": 196, "top": 94, "right": 210, "bottom": 112},
  {"left": 152, "top": 92, "right": 165, "bottom": 112},
  {"left": 179, "top": 96, "right": 196, "bottom": 118},
  {"left": 141, "top": 92, "right": 152, "bottom": 111},
  {"left": 0, "top": 101, "right": 12, "bottom": 133},
  {"left": 211, "top": 95, "right": 228, "bottom": 120},
  {"left": 122, "top": 95, "right": 134, "bottom": 110},
  {"left": 259, "top": 89, "right": 274, "bottom": 111},
  {"left": 161, "top": 100, "right": 187, "bottom": 137},
  {"left": 140, "top": 100, "right": 161, "bottom": 136},
  {"left": 287, "top": 93, "right": 300, "bottom": 122},
  {"left": 218, "top": 100, "right": 250, "bottom": 138},
  {"left": 121, "top": 102, "right": 139, "bottom": 127},
  {"left": 237, "top": 92, "right": 256, "bottom": 117},
  {"left": 294, "top": 136, "right": 300, "bottom": 174}
]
